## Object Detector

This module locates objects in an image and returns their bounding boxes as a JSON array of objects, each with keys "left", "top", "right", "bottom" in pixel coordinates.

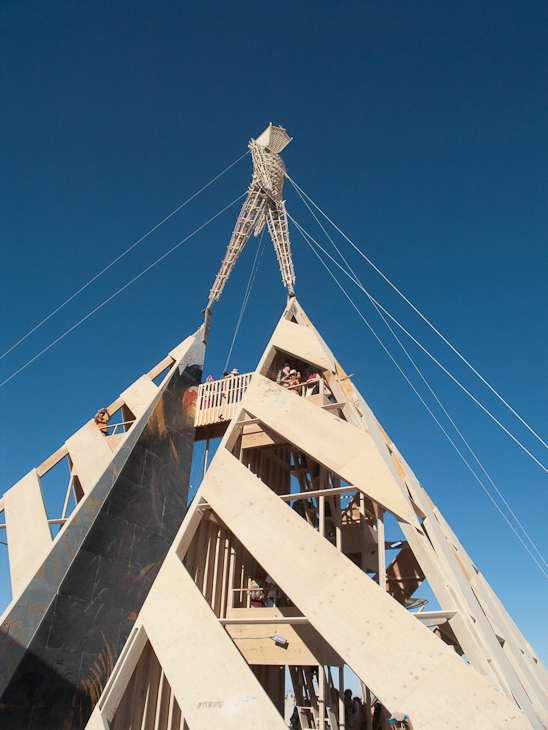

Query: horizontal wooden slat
[{"left": 37, "top": 445, "right": 69, "bottom": 477}]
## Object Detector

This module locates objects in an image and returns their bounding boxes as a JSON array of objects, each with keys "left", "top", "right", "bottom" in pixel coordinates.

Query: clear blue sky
[{"left": 1, "top": 0, "right": 547, "bottom": 679}]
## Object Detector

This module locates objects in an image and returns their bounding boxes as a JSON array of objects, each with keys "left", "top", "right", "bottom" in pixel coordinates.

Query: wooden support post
[
  {"left": 360, "top": 679, "right": 372, "bottom": 730},
  {"left": 318, "top": 663, "right": 326, "bottom": 730},
  {"left": 319, "top": 466, "right": 327, "bottom": 538},
  {"left": 333, "top": 473, "right": 342, "bottom": 551},
  {"left": 359, "top": 492, "right": 368, "bottom": 572},
  {"left": 204, "top": 437, "right": 210, "bottom": 478},
  {"left": 338, "top": 666, "right": 345, "bottom": 730},
  {"left": 375, "top": 505, "right": 386, "bottom": 591},
  {"left": 210, "top": 528, "right": 222, "bottom": 614},
  {"left": 219, "top": 533, "right": 231, "bottom": 618},
  {"left": 227, "top": 542, "right": 237, "bottom": 610},
  {"left": 61, "top": 473, "right": 74, "bottom": 520},
  {"left": 154, "top": 671, "right": 170, "bottom": 729},
  {"left": 319, "top": 495, "right": 325, "bottom": 538}
]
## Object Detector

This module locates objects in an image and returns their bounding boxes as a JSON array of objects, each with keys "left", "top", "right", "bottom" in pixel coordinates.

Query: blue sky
[{"left": 1, "top": 0, "right": 547, "bottom": 677}]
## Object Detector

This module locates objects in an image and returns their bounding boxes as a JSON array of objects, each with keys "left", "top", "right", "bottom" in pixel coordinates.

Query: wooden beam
[
  {"left": 200, "top": 450, "right": 532, "bottom": 730},
  {"left": 36, "top": 445, "right": 69, "bottom": 477},
  {"left": 138, "top": 552, "right": 288, "bottom": 729}
]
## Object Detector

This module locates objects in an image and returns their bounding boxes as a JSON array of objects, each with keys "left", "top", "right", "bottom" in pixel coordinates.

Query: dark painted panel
[{"left": 0, "top": 341, "right": 203, "bottom": 729}]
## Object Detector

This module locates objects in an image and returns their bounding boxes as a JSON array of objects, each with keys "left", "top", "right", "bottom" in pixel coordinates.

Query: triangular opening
[{"left": 110, "top": 639, "right": 183, "bottom": 730}]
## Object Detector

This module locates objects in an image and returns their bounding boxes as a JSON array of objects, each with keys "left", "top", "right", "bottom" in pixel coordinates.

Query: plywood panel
[
  {"left": 241, "top": 374, "right": 417, "bottom": 525},
  {"left": 83, "top": 708, "right": 110, "bottom": 729},
  {"left": 269, "top": 318, "right": 335, "bottom": 372},
  {"left": 199, "top": 451, "right": 531, "bottom": 730},
  {"left": 139, "top": 552, "right": 288, "bottom": 730},
  {"left": 66, "top": 420, "right": 116, "bottom": 494},
  {"left": 120, "top": 375, "right": 159, "bottom": 419},
  {"left": 224, "top": 608, "right": 342, "bottom": 666},
  {"left": 3, "top": 469, "right": 52, "bottom": 597}
]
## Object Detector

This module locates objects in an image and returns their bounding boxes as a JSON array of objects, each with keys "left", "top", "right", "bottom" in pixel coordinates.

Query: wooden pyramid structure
[
  {"left": 0, "top": 329, "right": 205, "bottom": 728},
  {"left": 1, "top": 123, "right": 547, "bottom": 730},
  {"left": 1, "top": 298, "right": 547, "bottom": 730},
  {"left": 75, "top": 297, "right": 547, "bottom": 730}
]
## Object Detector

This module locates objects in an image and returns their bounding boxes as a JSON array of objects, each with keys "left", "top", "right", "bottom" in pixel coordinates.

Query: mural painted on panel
[{"left": 0, "top": 358, "right": 202, "bottom": 730}]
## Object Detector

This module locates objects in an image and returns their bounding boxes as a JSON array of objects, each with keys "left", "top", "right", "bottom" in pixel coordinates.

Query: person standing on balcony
[
  {"left": 247, "top": 577, "right": 265, "bottom": 607},
  {"left": 227, "top": 368, "right": 239, "bottom": 403},
  {"left": 277, "top": 362, "right": 291, "bottom": 385},
  {"left": 94, "top": 408, "right": 110, "bottom": 435},
  {"left": 287, "top": 369, "right": 301, "bottom": 391},
  {"left": 305, "top": 366, "right": 321, "bottom": 396}
]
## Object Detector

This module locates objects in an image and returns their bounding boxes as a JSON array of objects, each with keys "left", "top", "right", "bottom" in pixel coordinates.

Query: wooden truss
[
  {"left": 85, "top": 300, "right": 546, "bottom": 730},
  {"left": 206, "top": 124, "right": 295, "bottom": 310},
  {"left": 1, "top": 300, "right": 547, "bottom": 729}
]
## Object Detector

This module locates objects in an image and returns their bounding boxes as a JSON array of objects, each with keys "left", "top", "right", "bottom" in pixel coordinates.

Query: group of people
[
  {"left": 202, "top": 369, "right": 243, "bottom": 409},
  {"left": 345, "top": 691, "right": 412, "bottom": 730},
  {"left": 290, "top": 688, "right": 411, "bottom": 730},
  {"left": 276, "top": 361, "right": 323, "bottom": 396}
]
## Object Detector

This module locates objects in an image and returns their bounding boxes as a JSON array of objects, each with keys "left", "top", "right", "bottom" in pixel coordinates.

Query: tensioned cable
[
  {"left": 287, "top": 175, "right": 548, "bottom": 453},
  {"left": 1, "top": 151, "right": 250, "bottom": 362},
  {"left": 371, "top": 299, "right": 548, "bottom": 572},
  {"left": 290, "top": 181, "right": 547, "bottom": 565},
  {"left": 291, "top": 216, "right": 548, "bottom": 578},
  {"left": 223, "top": 229, "right": 266, "bottom": 373},
  {"left": 0, "top": 192, "right": 247, "bottom": 389},
  {"left": 289, "top": 183, "right": 548, "bottom": 567},
  {"left": 286, "top": 211, "right": 548, "bottom": 476},
  {"left": 298, "top": 219, "right": 548, "bottom": 578}
]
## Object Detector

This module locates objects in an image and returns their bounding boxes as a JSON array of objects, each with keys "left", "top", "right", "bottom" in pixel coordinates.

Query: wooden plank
[
  {"left": 223, "top": 608, "right": 341, "bottom": 666},
  {"left": 96, "top": 625, "right": 149, "bottom": 721},
  {"left": 3, "top": 468, "right": 52, "bottom": 598},
  {"left": 268, "top": 317, "right": 335, "bottom": 373},
  {"left": 240, "top": 374, "right": 418, "bottom": 525},
  {"left": 279, "top": 484, "right": 358, "bottom": 501},
  {"left": 146, "top": 355, "right": 175, "bottom": 382},
  {"left": 200, "top": 450, "right": 532, "bottom": 730},
  {"left": 65, "top": 419, "right": 115, "bottom": 494},
  {"left": 82, "top": 708, "right": 110, "bottom": 729},
  {"left": 120, "top": 375, "right": 159, "bottom": 419},
  {"left": 155, "top": 670, "right": 171, "bottom": 730},
  {"left": 431, "top": 506, "right": 548, "bottom": 724},
  {"left": 36, "top": 445, "right": 69, "bottom": 477},
  {"left": 138, "top": 551, "right": 288, "bottom": 729},
  {"left": 375, "top": 506, "right": 386, "bottom": 591}
]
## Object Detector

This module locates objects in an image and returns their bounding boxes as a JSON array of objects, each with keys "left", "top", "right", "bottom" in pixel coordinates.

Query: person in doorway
[
  {"left": 287, "top": 369, "right": 301, "bottom": 390},
  {"left": 372, "top": 701, "right": 382, "bottom": 730},
  {"left": 277, "top": 361, "right": 290, "bottom": 385},
  {"left": 344, "top": 689, "right": 360, "bottom": 729},
  {"left": 94, "top": 408, "right": 110, "bottom": 435},
  {"left": 289, "top": 704, "right": 300, "bottom": 730},
  {"left": 247, "top": 577, "right": 264, "bottom": 607},
  {"left": 304, "top": 366, "right": 321, "bottom": 396}
]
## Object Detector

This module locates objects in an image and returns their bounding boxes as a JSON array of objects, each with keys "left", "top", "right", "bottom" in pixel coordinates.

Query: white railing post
[{"left": 195, "top": 373, "right": 253, "bottom": 428}]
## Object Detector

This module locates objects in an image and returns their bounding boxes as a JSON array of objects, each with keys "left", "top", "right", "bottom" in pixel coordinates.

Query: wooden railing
[
  {"left": 195, "top": 372, "right": 254, "bottom": 428},
  {"left": 195, "top": 373, "right": 333, "bottom": 429},
  {"left": 103, "top": 420, "right": 135, "bottom": 436},
  {"left": 284, "top": 376, "right": 325, "bottom": 398}
]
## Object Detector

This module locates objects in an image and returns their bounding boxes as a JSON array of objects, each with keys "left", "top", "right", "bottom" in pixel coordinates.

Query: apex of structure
[
  {"left": 254, "top": 123, "right": 293, "bottom": 154},
  {"left": 206, "top": 124, "right": 295, "bottom": 311}
]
